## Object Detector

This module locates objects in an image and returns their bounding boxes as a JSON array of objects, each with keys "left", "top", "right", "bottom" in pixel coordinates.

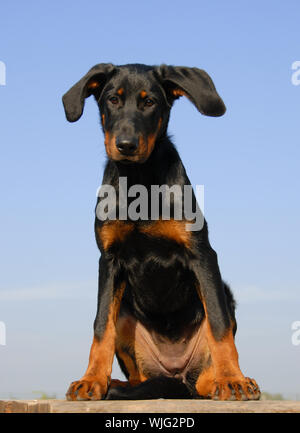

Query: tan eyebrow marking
[
  {"left": 117, "top": 88, "right": 124, "bottom": 95},
  {"left": 140, "top": 90, "right": 147, "bottom": 98}
]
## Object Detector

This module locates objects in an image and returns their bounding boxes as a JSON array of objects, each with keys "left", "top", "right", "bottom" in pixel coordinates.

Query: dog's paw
[
  {"left": 208, "top": 377, "right": 260, "bottom": 401},
  {"left": 66, "top": 376, "right": 107, "bottom": 401}
]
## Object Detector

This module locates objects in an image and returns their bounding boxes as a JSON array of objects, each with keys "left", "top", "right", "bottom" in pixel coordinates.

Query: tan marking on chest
[
  {"left": 97, "top": 221, "right": 134, "bottom": 250},
  {"left": 140, "top": 219, "right": 191, "bottom": 248}
]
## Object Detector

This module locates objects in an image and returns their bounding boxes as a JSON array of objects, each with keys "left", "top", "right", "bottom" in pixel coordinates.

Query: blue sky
[{"left": 0, "top": 0, "right": 299, "bottom": 399}]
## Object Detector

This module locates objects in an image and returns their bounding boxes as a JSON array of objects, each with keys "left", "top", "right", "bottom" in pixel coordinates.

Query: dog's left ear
[
  {"left": 155, "top": 65, "right": 226, "bottom": 117},
  {"left": 62, "top": 63, "right": 115, "bottom": 122}
]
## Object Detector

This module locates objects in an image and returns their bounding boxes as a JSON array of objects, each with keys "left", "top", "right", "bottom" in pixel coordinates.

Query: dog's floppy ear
[
  {"left": 62, "top": 63, "right": 115, "bottom": 122},
  {"left": 155, "top": 65, "right": 226, "bottom": 117}
]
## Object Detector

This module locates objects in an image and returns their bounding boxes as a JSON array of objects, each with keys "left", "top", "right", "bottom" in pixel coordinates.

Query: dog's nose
[{"left": 116, "top": 137, "right": 138, "bottom": 155}]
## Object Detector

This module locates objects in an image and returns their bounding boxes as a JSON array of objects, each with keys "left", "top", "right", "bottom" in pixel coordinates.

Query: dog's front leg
[
  {"left": 66, "top": 257, "right": 124, "bottom": 401},
  {"left": 193, "top": 246, "right": 260, "bottom": 400}
]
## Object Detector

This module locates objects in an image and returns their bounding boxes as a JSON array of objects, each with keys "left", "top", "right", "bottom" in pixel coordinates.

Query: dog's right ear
[
  {"left": 155, "top": 65, "right": 226, "bottom": 117},
  {"left": 62, "top": 63, "right": 115, "bottom": 122}
]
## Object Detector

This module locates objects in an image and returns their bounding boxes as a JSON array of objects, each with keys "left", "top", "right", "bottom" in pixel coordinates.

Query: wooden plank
[
  {"left": 1, "top": 399, "right": 300, "bottom": 413},
  {"left": 0, "top": 400, "right": 50, "bottom": 413}
]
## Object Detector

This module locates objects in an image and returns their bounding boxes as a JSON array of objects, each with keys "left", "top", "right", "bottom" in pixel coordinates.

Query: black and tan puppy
[{"left": 62, "top": 63, "right": 260, "bottom": 401}]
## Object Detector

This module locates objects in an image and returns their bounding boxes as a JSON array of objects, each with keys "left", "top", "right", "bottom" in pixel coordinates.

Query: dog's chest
[{"left": 97, "top": 219, "right": 199, "bottom": 317}]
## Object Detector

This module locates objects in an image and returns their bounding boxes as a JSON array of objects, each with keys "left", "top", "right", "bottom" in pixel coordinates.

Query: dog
[{"left": 62, "top": 63, "right": 260, "bottom": 401}]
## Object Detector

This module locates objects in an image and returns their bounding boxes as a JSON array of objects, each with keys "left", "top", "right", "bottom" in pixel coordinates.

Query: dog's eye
[
  {"left": 109, "top": 96, "right": 119, "bottom": 105},
  {"left": 144, "top": 98, "right": 154, "bottom": 107}
]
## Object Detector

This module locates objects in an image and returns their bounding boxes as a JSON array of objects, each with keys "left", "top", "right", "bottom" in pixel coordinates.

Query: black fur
[{"left": 106, "top": 377, "right": 195, "bottom": 400}]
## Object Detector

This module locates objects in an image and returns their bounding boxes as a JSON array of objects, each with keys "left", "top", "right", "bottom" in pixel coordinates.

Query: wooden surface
[{"left": 1, "top": 399, "right": 300, "bottom": 413}]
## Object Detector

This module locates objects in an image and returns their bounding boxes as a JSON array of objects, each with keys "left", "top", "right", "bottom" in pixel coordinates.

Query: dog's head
[{"left": 63, "top": 63, "right": 226, "bottom": 164}]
